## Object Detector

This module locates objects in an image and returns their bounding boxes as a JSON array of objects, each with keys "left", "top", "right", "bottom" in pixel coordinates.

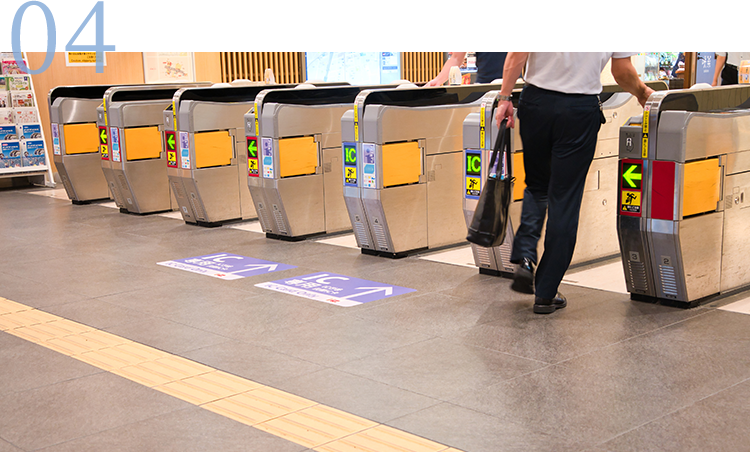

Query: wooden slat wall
[
  {"left": 220, "top": 52, "right": 303, "bottom": 84},
  {"left": 402, "top": 52, "right": 444, "bottom": 84},
  {"left": 220, "top": 52, "right": 444, "bottom": 85}
]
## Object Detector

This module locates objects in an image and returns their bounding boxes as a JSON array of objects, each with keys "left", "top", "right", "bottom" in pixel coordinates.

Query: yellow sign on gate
[{"left": 621, "top": 190, "right": 641, "bottom": 212}]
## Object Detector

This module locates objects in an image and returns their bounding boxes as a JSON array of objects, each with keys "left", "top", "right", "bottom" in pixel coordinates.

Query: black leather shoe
[
  {"left": 511, "top": 258, "right": 535, "bottom": 294},
  {"left": 533, "top": 292, "right": 567, "bottom": 314}
]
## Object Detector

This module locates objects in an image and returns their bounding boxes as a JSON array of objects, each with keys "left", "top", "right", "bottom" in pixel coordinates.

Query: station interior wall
[{"left": 26, "top": 52, "right": 223, "bottom": 175}]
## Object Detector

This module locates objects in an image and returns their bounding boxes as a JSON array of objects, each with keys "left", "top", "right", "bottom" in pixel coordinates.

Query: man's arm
[
  {"left": 424, "top": 52, "right": 467, "bottom": 87},
  {"left": 611, "top": 56, "right": 654, "bottom": 107},
  {"left": 495, "top": 52, "right": 528, "bottom": 128},
  {"left": 713, "top": 54, "right": 727, "bottom": 86}
]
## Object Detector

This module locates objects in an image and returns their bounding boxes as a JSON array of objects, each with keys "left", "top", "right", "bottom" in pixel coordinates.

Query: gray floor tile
[
  {"left": 597, "top": 378, "right": 750, "bottom": 452},
  {"left": 0, "top": 272, "right": 88, "bottom": 309},
  {"left": 456, "top": 317, "right": 750, "bottom": 447},
  {"left": 0, "top": 438, "right": 23, "bottom": 452},
  {"left": 104, "top": 317, "right": 231, "bottom": 355},
  {"left": 337, "top": 337, "right": 545, "bottom": 401},
  {"left": 33, "top": 406, "right": 309, "bottom": 452},
  {"left": 167, "top": 295, "right": 339, "bottom": 344},
  {"left": 181, "top": 340, "right": 325, "bottom": 388},
  {"left": 454, "top": 290, "right": 711, "bottom": 364},
  {"left": 0, "top": 332, "right": 102, "bottom": 396},
  {"left": 353, "top": 290, "right": 524, "bottom": 337},
  {"left": 43, "top": 298, "right": 153, "bottom": 330},
  {"left": 389, "top": 402, "right": 587, "bottom": 452},
  {"left": 1, "top": 254, "right": 187, "bottom": 299},
  {"left": 278, "top": 368, "right": 442, "bottom": 424},
  {"left": 94, "top": 283, "right": 262, "bottom": 317},
  {"left": 0, "top": 372, "right": 189, "bottom": 451},
  {"left": 258, "top": 315, "right": 432, "bottom": 368}
]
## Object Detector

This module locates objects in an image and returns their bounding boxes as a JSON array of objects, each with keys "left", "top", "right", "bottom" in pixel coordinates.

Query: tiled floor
[{"left": 5, "top": 186, "right": 750, "bottom": 451}]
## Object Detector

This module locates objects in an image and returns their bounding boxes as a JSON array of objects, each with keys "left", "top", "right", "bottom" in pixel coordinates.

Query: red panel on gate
[{"left": 651, "top": 160, "right": 676, "bottom": 220}]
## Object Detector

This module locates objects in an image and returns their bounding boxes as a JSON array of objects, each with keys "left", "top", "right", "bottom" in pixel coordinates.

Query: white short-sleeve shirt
[
  {"left": 524, "top": 52, "right": 636, "bottom": 95},
  {"left": 715, "top": 52, "right": 750, "bottom": 67}
]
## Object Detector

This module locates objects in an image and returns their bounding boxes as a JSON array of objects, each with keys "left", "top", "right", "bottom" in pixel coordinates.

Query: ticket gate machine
[
  {"left": 170, "top": 84, "right": 296, "bottom": 226},
  {"left": 48, "top": 85, "right": 116, "bottom": 203},
  {"left": 463, "top": 82, "right": 668, "bottom": 276},
  {"left": 342, "top": 83, "right": 520, "bottom": 257},
  {"left": 101, "top": 84, "right": 208, "bottom": 214},
  {"left": 462, "top": 90, "right": 521, "bottom": 275},
  {"left": 618, "top": 85, "right": 750, "bottom": 308},
  {"left": 246, "top": 85, "right": 403, "bottom": 239}
]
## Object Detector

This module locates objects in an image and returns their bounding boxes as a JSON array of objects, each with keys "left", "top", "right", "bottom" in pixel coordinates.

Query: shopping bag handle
[{"left": 488, "top": 118, "right": 512, "bottom": 181}]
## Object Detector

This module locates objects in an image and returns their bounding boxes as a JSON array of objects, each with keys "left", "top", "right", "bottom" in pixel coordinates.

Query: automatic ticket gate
[
  {"left": 342, "top": 83, "right": 521, "bottom": 257},
  {"left": 169, "top": 84, "right": 295, "bottom": 226},
  {"left": 49, "top": 85, "right": 117, "bottom": 203},
  {"left": 462, "top": 90, "right": 521, "bottom": 275},
  {"left": 101, "top": 84, "right": 208, "bottom": 214},
  {"left": 246, "top": 85, "right": 403, "bottom": 239},
  {"left": 463, "top": 82, "right": 668, "bottom": 276},
  {"left": 618, "top": 85, "right": 750, "bottom": 308}
]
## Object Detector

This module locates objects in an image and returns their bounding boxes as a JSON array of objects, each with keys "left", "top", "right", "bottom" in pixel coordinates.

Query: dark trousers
[
  {"left": 510, "top": 84, "right": 601, "bottom": 299},
  {"left": 721, "top": 64, "right": 739, "bottom": 85}
]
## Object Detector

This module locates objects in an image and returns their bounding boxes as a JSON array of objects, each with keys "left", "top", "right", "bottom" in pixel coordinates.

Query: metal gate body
[
  {"left": 102, "top": 84, "right": 208, "bottom": 214},
  {"left": 48, "top": 85, "right": 115, "bottom": 203},
  {"left": 617, "top": 85, "right": 750, "bottom": 308},
  {"left": 247, "top": 85, "right": 395, "bottom": 240}
]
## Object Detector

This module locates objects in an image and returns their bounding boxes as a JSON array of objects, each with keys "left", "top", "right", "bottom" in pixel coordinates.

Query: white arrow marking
[
  {"left": 201, "top": 253, "right": 245, "bottom": 263},
  {"left": 339, "top": 286, "right": 393, "bottom": 300},
  {"left": 230, "top": 264, "right": 279, "bottom": 274}
]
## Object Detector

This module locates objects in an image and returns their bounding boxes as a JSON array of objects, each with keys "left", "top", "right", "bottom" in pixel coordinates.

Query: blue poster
[
  {"left": 158, "top": 253, "right": 296, "bottom": 280},
  {"left": 696, "top": 52, "right": 715, "bottom": 85},
  {"left": 256, "top": 272, "right": 416, "bottom": 307}
]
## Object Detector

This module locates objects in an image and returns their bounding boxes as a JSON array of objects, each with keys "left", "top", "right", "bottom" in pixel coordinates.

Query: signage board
[
  {"left": 247, "top": 136, "right": 259, "bottom": 177},
  {"left": 465, "top": 149, "right": 481, "bottom": 198},
  {"left": 99, "top": 126, "right": 109, "bottom": 160},
  {"left": 619, "top": 159, "right": 644, "bottom": 216},
  {"left": 343, "top": 141, "right": 357, "bottom": 186},
  {"left": 165, "top": 131, "right": 177, "bottom": 168}
]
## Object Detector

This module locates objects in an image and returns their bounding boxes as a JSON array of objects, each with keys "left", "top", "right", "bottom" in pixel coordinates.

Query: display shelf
[{"left": 0, "top": 52, "right": 55, "bottom": 187}]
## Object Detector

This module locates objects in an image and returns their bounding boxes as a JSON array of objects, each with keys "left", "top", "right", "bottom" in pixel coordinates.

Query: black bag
[{"left": 466, "top": 118, "right": 514, "bottom": 248}]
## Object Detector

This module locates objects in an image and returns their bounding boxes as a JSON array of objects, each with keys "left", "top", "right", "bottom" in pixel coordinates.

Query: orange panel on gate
[
  {"left": 123, "top": 127, "right": 162, "bottom": 161},
  {"left": 682, "top": 158, "right": 721, "bottom": 217},
  {"left": 278, "top": 136, "right": 318, "bottom": 178},
  {"left": 63, "top": 123, "right": 99, "bottom": 155},
  {"left": 382, "top": 141, "right": 421, "bottom": 187},
  {"left": 194, "top": 131, "right": 233, "bottom": 168}
]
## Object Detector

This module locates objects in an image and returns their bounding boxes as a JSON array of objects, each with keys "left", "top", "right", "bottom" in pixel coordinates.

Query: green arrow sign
[
  {"left": 623, "top": 164, "right": 642, "bottom": 189},
  {"left": 247, "top": 138, "right": 258, "bottom": 158},
  {"left": 99, "top": 128, "right": 107, "bottom": 144},
  {"left": 167, "top": 134, "right": 176, "bottom": 150}
]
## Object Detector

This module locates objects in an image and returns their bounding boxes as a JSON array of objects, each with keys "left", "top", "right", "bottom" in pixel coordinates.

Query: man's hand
[{"left": 495, "top": 100, "right": 515, "bottom": 128}]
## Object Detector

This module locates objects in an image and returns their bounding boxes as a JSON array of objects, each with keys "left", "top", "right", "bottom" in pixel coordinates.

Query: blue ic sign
[
  {"left": 158, "top": 253, "right": 296, "bottom": 280},
  {"left": 343, "top": 141, "right": 357, "bottom": 187},
  {"left": 256, "top": 272, "right": 416, "bottom": 307}
]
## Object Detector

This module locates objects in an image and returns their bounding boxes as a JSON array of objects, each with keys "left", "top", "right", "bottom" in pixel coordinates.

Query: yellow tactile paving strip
[{"left": 0, "top": 297, "right": 461, "bottom": 452}]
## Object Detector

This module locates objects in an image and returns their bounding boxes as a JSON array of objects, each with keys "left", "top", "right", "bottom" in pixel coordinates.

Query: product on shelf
[
  {"left": 0, "top": 124, "right": 17, "bottom": 140},
  {"left": 1, "top": 59, "right": 27, "bottom": 75},
  {"left": 13, "top": 108, "right": 38, "bottom": 124},
  {"left": 0, "top": 108, "right": 12, "bottom": 125},
  {"left": 22, "top": 139, "right": 45, "bottom": 167},
  {"left": 11, "top": 91, "right": 34, "bottom": 108},
  {"left": 17, "top": 123, "right": 41, "bottom": 140},
  {"left": 7, "top": 75, "right": 30, "bottom": 91},
  {"left": 0, "top": 141, "right": 22, "bottom": 168}
]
